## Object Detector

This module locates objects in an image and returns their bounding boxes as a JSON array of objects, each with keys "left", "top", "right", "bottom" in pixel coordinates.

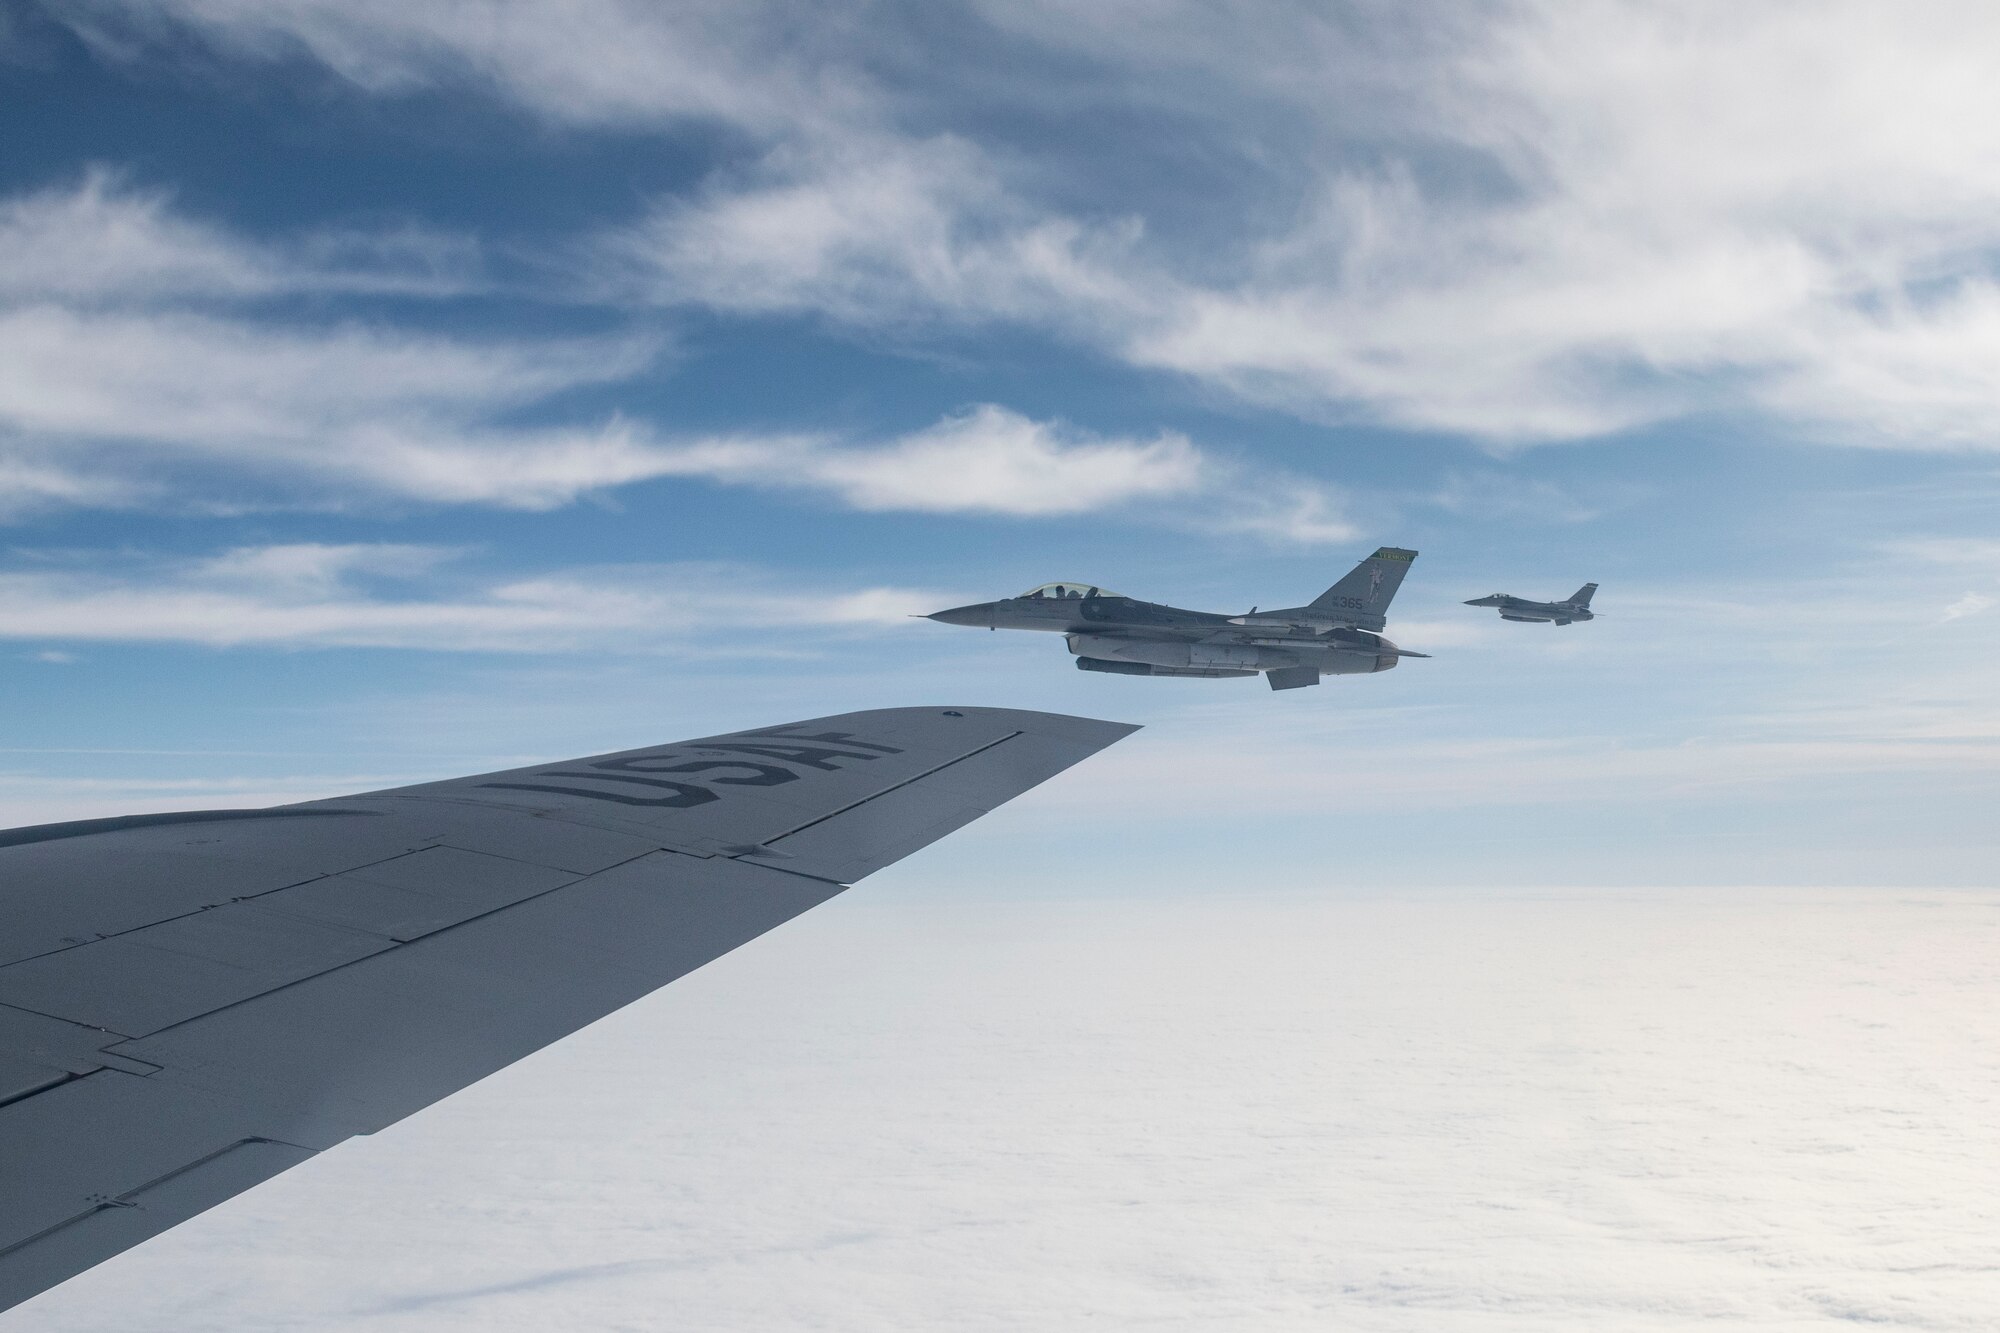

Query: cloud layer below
[{"left": 15, "top": 888, "right": 2000, "bottom": 1330}]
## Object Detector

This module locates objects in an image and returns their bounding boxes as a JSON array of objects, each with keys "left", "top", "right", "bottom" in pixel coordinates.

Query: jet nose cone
[{"left": 927, "top": 603, "right": 993, "bottom": 628}]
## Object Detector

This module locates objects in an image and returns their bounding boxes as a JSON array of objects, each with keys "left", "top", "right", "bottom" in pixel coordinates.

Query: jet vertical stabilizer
[{"left": 1272, "top": 546, "right": 1418, "bottom": 631}]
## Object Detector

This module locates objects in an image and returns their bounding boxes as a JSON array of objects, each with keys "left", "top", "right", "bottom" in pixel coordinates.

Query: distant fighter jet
[
  {"left": 1464, "top": 583, "right": 1599, "bottom": 625},
  {"left": 928, "top": 547, "right": 1426, "bottom": 690}
]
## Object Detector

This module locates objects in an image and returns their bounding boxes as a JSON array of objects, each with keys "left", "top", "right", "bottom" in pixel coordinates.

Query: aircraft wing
[{"left": 0, "top": 706, "right": 1136, "bottom": 1314}]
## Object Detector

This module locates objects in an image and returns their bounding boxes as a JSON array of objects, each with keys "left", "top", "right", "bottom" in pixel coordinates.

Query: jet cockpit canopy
[{"left": 1016, "top": 582, "right": 1123, "bottom": 601}]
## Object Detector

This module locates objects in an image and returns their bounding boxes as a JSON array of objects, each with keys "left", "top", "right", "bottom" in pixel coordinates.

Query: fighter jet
[
  {"left": 1464, "top": 583, "right": 1599, "bottom": 625},
  {"left": 928, "top": 546, "right": 1426, "bottom": 691}
]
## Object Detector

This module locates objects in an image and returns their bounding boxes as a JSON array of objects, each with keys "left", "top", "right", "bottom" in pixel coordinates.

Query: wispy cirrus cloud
[
  {"left": 1881, "top": 537, "right": 2000, "bottom": 570},
  {"left": 655, "top": 0, "right": 2000, "bottom": 448},
  {"left": 632, "top": 405, "right": 1353, "bottom": 540},
  {"left": 635, "top": 405, "right": 1202, "bottom": 517},
  {"left": 0, "top": 172, "right": 675, "bottom": 515},
  {"left": 0, "top": 304, "right": 649, "bottom": 445},
  {"left": 83, "top": 0, "right": 2000, "bottom": 449},
  {"left": 1425, "top": 467, "right": 1639, "bottom": 525},
  {"left": 52, "top": 0, "right": 859, "bottom": 134},
  {"left": 1076, "top": 723, "right": 2000, "bottom": 820},
  {"left": 0, "top": 167, "right": 480, "bottom": 303},
  {"left": 0, "top": 543, "right": 953, "bottom": 652},
  {"left": 1940, "top": 592, "right": 1995, "bottom": 623},
  {"left": 0, "top": 313, "right": 1225, "bottom": 517},
  {"left": 595, "top": 133, "right": 1150, "bottom": 336},
  {"left": 0, "top": 174, "right": 1301, "bottom": 528},
  {"left": 0, "top": 302, "right": 667, "bottom": 514}
]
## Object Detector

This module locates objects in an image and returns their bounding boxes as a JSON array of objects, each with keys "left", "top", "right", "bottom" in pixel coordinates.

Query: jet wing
[{"left": 0, "top": 706, "right": 1136, "bottom": 1314}]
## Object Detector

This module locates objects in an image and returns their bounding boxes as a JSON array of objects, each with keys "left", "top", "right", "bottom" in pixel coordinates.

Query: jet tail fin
[
  {"left": 1295, "top": 547, "right": 1417, "bottom": 630},
  {"left": 1568, "top": 582, "right": 1598, "bottom": 607}
]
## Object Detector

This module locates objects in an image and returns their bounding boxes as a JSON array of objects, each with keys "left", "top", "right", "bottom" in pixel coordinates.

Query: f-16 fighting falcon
[
  {"left": 928, "top": 547, "right": 1426, "bottom": 691},
  {"left": 0, "top": 707, "right": 1135, "bottom": 1314},
  {"left": 1464, "top": 583, "right": 1599, "bottom": 625}
]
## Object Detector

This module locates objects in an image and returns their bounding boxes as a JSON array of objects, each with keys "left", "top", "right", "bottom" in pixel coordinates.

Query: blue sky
[{"left": 5, "top": 0, "right": 2000, "bottom": 887}]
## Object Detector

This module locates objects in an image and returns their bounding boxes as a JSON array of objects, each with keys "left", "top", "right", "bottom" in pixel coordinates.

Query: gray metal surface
[{"left": 0, "top": 705, "right": 1136, "bottom": 1316}]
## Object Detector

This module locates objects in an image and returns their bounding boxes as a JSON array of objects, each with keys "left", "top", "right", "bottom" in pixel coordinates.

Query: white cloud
[
  {"left": 1071, "top": 0, "right": 2000, "bottom": 445},
  {"left": 112, "top": 0, "right": 2000, "bottom": 449},
  {"left": 0, "top": 174, "right": 1250, "bottom": 524},
  {"left": 0, "top": 305, "right": 639, "bottom": 442},
  {"left": 0, "top": 543, "right": 953, "bottom": 652},
  {"left": 0, "top": 175, "right": 696, "bottom": 517},
  {"left": 600, "top": 134, "right": 1150, "bottom": 334},
  {"left": 1192, "top": 481, "right": 1357, "bottom": 546},
  {"left": 0, "top": 170, "right": 480, "bottom": 303},
  {"left": 1941, "top": 592, "right": 1994, "bottom": 623},
  {"left": 0, "top": 168, "right": 273, "bottom": 302},
  {"left": 1426, "top": 467, "right": 1628, "bottom": 523},
  {"left": 631, "top": 405, "right": 1352, "bottom": 540},
  {"left": 1063, "top": 713, "right": 2000, "bottom": 820},
  {"left": 196, "top": 542, "right": 460, "bottom": 587},
  {"left": 0, "top": 324, "right": 1215, "bottom": 516},
  {"left": 643, "top": 405, "right": 1201, "bottom": 516},
  {"left": 15, "top": 889, "right": 2000, "bottom": 1330},
  {"left": 1104, "top": 0, "right": 2000, "bottom": 445},
  {"left": 1881, "top": 538, "right": 2000, "bottom": 568},
  {"left": 805, "top": 406, "right": 1197, "bottom": 513},
  {"left": 0, "top": 304, "right": 672, "bottom": 512},
  {"left": 0, "top": 452, "right": 147, "bottom": 518},
  {"left": 77, "top": 1, "right": 2000, "bottom": 449},
  {"left": 0, "top": 277, "right": 1278, "bottom": 524},
  {"left": 1759, "top": 287, "right": 2000, "bottom": 448},
  {"left": 631, "top": 4, "right": 2000, "bottom": 445},
  {"left": 57, "top": 0, "right": 858, "bottom": 134},
  {"left": 557, "top": 0, "right": 2000, "bottom": 447}
]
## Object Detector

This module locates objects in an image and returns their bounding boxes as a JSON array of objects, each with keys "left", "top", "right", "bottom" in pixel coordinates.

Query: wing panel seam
[
  {"left": 0, "top": 834, "right": 650, "bottom": 973},
  {"left": 0, "top": 1133, "right": 313, "bottom": 1263},
  {"left": 358, "top": 795, "right": 720, "bottom": 859},
  {"left": 764, "top": 731, "right": 1022, "bottom": 847},
  {"left": 97, "top": 849, "right": 701, "bottom": 1047}
]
